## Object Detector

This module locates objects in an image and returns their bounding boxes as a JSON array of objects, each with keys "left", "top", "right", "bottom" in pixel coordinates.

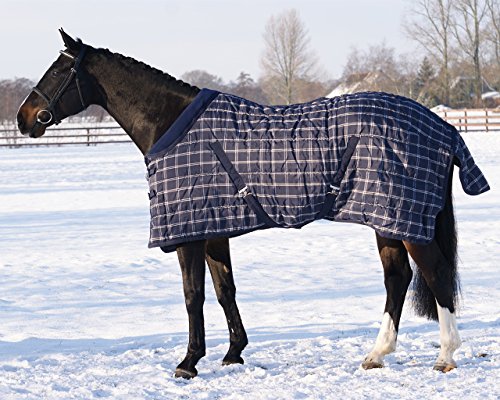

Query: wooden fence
[
  {"left": 1, "top": 108, "right": 499, "bottom": 148},
  {"left": 0, "top": 125, "right": 130, "bottom": 148},
  {"left": 436, "top": 108, "right": 500, "bottom": 132}
]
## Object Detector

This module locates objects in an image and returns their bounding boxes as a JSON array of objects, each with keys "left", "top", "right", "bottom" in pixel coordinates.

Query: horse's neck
[{"left": 87, "top": 50, "right": 199, "bottom": 155}]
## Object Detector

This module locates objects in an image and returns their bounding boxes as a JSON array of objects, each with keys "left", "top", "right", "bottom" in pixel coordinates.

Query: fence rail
[
  {"left": 0, "top": 125, "right": 131, "bottom": 148},
  {"left": 1, "top": 108, "right": 499, "bottom": 148},
  {"left": 436, "top": 108, "right": 500, "bottom": 132}
]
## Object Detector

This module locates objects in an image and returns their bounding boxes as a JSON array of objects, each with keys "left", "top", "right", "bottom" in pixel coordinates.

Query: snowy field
[{"left": 0, "top": 133, "right": 498, "bottom": 399}]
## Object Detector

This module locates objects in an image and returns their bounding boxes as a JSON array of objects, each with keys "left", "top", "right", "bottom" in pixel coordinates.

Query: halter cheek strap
[{"left": 33, "top": 44, "right": 88, "bottom": 126}]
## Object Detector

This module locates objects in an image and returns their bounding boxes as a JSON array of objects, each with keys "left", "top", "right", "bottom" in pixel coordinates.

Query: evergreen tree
[
  {"left": 415, "top": 57, "right": 440, "bottom": 106},
  {"left": 415, "top": 57, "right": 436, "bottom": 92}
]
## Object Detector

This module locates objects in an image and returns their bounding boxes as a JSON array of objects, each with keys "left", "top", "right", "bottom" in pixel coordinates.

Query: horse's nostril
[{"left": 17, "top": 113, "right": 25, "bottom": 129}]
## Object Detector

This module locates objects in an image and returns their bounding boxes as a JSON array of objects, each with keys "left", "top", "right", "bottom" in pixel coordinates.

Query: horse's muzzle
[
  {"left": 16, "top": 113, "right": 26, "bottom": 133},
  {"left": 16, "top": 106, "right": 49, "bottom": 138}
]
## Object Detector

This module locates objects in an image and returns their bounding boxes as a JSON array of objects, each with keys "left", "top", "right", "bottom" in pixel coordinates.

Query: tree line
[{"left": 1, "top": 0, "right": 498, "bottom": 123}]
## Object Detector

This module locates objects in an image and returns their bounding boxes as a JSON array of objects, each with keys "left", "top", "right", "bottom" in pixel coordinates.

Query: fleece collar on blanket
[{"left": 145, "top": 89, "right": 489, "bottom": 252}]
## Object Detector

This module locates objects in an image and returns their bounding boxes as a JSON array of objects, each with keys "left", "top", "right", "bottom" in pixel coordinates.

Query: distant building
[
  {"left": 450, "top": 76, "right": 500, "bottom": 108},
  {"left": 326, "top": 70, "right": 398, "bottom": 98},
  {"left": 481, "top": 91, "right": 500, "bottom": 108}
]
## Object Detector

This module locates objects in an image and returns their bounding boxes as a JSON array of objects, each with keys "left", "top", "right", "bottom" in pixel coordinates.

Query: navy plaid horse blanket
[{"left": 145, "top": 89, "right": 489, "bottom": 252}]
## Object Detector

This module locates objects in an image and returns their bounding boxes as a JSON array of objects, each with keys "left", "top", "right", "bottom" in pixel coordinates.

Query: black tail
[{"left": 412, "top": 164, "right": 460, "bottom": 321}]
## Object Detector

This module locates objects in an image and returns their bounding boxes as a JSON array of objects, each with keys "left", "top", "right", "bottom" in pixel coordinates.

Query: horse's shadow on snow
[{"left": 0, "top": 317, "right": 498, "bottom": 366}]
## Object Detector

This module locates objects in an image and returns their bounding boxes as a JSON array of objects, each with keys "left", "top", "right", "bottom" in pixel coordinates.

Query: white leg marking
[
  {"left": 363, "top": 312, "right": 397, "bottom": 368},
  {"left": 435, "top": 301, "right": 461, "bottom": 371}
]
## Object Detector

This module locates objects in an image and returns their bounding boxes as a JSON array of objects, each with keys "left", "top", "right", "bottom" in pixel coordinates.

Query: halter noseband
[{"left": 33, "top": 44, "right": 88, "bottom": 125}]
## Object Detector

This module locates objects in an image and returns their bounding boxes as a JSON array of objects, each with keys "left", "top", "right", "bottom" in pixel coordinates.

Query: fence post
[
  {"left": 485, "top": 109, "right": 489, "bottom": 133},
  {"left": 87, "top": 128, "right": 90, "bottom": 146},
  {"left": 464, "top": 109, "right": 467, "bottom": 133}
]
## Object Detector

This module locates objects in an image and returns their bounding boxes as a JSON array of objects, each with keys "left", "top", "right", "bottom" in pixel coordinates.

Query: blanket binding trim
[{"left": 146, "top": 89, "right": 219, "bottom": 161}]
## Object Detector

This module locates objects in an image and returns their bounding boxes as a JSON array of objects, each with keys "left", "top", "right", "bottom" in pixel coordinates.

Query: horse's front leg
[
  {"left": 205, "top": 237, "right": 248, "bottom": 365},
  {"left": 175, "top": 240, "right": 207, "bottom": 379},
  {"left": 363, "top": 234, "right": 413, "bottom": 369}
]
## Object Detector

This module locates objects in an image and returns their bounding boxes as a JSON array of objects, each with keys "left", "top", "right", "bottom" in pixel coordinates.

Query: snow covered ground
[{"left": 0, "top": 133, "right": 498, "bottom": 399}]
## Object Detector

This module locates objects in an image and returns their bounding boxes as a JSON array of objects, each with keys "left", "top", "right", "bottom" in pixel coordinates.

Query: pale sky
[{"left": 1, "top": 0, "right": 417, "bottom": 82}]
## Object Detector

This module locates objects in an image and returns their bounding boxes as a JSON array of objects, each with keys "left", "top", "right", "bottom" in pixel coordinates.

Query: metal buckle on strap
[
  {"left": 238, "top": 186, "right": 251, "bottom": 197},
  {"left": 328, "top": 184, "right": 340, "bottom": 196}
]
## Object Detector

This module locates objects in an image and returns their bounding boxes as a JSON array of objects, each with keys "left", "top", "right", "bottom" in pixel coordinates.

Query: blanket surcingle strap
[{"left": 145, "top": 89, "right": 490, "bottom": 253}]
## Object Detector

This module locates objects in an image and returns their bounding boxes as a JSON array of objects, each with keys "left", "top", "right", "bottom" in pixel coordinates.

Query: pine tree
[
  {"left": 415, "top": 57, "right": 436, "bottom": 92},
  {"left": 415, "top": 57, "right": 439, "bottom": 106}
]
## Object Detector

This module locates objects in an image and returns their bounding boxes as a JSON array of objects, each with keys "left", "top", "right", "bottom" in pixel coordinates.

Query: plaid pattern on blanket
[{"left": 145, "top": 89, "right": 489, "bottom": 252}]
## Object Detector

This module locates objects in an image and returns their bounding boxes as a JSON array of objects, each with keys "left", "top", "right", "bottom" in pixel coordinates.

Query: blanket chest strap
[
  {"left": 316, "top": 135, "right": 359, "bottom": 220},
  {"left": 209, "top": 141, "right": 280, "bottom": 228}
]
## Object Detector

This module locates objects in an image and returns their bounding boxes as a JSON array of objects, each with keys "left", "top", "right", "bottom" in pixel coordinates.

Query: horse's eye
[{"left": 51, "top": 71, "right": 59, "bottom": 78}]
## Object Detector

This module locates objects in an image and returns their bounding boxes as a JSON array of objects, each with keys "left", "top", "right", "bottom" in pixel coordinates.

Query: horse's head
[{"left": 17, "top": 29, "right": 93, "bottom": 138}]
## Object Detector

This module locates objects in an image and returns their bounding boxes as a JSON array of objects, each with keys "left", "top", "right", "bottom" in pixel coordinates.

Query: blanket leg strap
[
  {"left": 316, "top": 135, "right": 360, "bottom": 220},
  {"left": 209, "top": 141, "right": 280, "bottom": 228}
]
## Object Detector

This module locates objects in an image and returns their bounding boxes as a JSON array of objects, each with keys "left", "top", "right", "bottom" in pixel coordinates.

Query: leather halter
[{"left": 32, "top": 44, "right": 88, "bottom": 125}]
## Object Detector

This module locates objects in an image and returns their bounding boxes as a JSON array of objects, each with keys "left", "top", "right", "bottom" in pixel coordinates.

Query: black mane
[{"left": 96, "top": 47, "right": 198, "bottom": 91}]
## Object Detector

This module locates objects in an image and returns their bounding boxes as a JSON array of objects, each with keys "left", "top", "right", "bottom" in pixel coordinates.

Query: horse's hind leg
[
  {"left": 363, "top": 234, "right": 413, "bottom": 369},
  {"left": 404, "top": 240, "right": 461, "bottom": 372},
  {"left": 174, "top": 240, "right": 207, "bottom": 379},
  {"left": 205, "top": 237, "right": 248, "bottom": 365}
]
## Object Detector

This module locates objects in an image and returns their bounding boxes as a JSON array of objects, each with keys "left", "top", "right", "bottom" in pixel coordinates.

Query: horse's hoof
[
  {"left": 362, "top": 360, "right": 384, "bottom": 370},
  {"left": 222, "top": 355, "right": 244, "bottom": 366},
  {"left": 174, "top": 367, "right": 198, "bottom": 379},
  {"left": 433, "top": 362, "right": 457, "bottom": 373}
]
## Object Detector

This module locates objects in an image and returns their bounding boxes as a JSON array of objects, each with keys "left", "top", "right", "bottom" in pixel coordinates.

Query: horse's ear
[{"left": 59, "top": 28, "right": 79, "bottom": 51}]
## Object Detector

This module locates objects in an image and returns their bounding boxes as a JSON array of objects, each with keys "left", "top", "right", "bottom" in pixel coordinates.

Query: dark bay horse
[{"left": 17, "top": 30, "right": 480, "bottom": 378}]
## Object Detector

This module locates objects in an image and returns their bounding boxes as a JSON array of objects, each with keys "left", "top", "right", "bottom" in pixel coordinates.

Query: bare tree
[
  {"left": 260, "top": 9, "right": 319, "bottom": 104},
  {"left": 339, "top": 42, "right": 412, "bottom": 97},
  {"left": 452, "top": 0, "right": 489, "bottom": 106},
  {"left": 404, "top": 0, "right": 454, "bottom": 104},
  {"left": 0, "top": 78, "right": 33, "bottom": 124},
  {"left": 485, "top": 0, "right": 500, "bottom": 64},
  {"left": 181, "top": 70, "right": 227, "bottom": 92},
  {"left": 342, "top": 42, "right": 402, "bottom": 78},
  {"left": 480, "top": 0, "right": 500, "bottom": 96}
]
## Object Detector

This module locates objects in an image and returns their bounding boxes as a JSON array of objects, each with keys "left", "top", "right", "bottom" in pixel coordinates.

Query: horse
[{"left": 17, "top": 30, "right": 489, "bottom": 379}]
